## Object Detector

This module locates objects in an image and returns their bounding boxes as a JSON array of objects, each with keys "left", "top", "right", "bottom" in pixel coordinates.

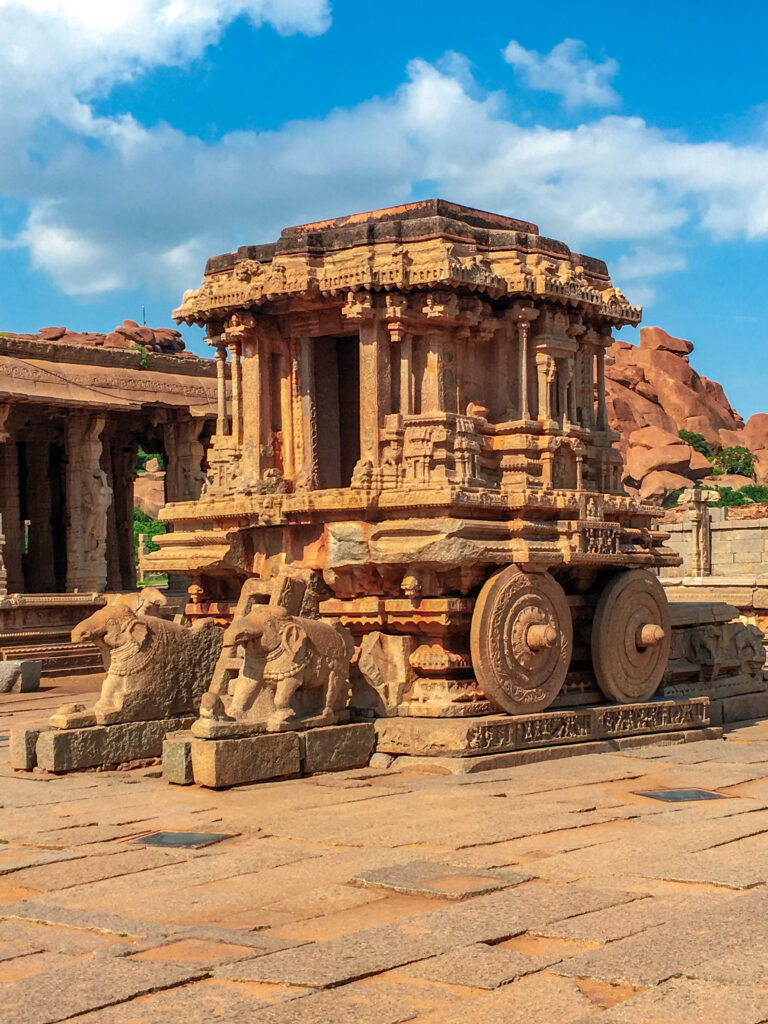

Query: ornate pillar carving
[
  {"left": 297, "top": 337, "right": 318, "bottom": 489},
  {"left": 165, "top": 416, "right": 206, "bottom": 504},
  {"left": 228, "top": 338, "right": 243, "bottom": 446},
  {"left": 690, "top": 488, "right": 712, "bottom": 577},
  {"left": 536, "top": 352, "right": 557, "bottom": 426},
  {"left": 511, "top": 304, "right": 538, "bottom": 421},
  {"left": 357, "top": 317, "right": 390, "bottom": 467},
  {"left": 596, "top": 346, "right": 608, "bottom": 429},
  {"left": 214, "top": 344, "right": 228, "bottom": 436},
  {"left": 65, "top": 413, "right": 112, "bottom": 593}
]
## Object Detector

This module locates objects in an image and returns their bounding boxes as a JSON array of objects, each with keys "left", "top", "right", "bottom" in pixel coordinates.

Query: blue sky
[{"left": 3, "top": 1, "right": 768, "bottom": 417}]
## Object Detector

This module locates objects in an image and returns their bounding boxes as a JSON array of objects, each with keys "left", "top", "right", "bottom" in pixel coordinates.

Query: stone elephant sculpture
[
  {"left": 72, "top": 604, "right": 222, "bottom": 724},
  {"left": 217, "top": 606, "right": 355, "bottom": 731}
]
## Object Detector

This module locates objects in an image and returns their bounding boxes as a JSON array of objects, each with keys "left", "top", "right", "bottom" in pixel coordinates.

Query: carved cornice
[{"left": 175, "top": 234, "right": 641, "bottom": 328}]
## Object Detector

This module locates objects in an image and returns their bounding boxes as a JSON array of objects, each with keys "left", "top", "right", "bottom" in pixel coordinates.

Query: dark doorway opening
[{"left": 314, "top": 336, "right": 360, "bottom": 489}]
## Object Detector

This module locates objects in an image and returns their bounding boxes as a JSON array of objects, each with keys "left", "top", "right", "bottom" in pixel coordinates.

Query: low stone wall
[{"left": 662, "top": 505, "right": 768, "bottom": 578}]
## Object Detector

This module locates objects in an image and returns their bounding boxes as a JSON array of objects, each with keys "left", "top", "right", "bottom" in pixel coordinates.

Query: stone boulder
[{"left": 639, "top": 470, "right": 692, "bottom": 504}]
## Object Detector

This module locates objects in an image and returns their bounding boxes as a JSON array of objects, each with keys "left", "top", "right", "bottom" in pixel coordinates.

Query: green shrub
[
  {"left": 707, "top": 487, "right": 753, "bottom": 507},
  {"left": 713, "top": 445, "right": 755, "bottom": 478},
  {"left": 133, "top": 507, "right": 166, "bottom": 556},
  {"left": 678, "top": 430, "right": 713, "bottom": 458},
  {"left": 740, "top": 484, "right": 768, "bottom": 503}
]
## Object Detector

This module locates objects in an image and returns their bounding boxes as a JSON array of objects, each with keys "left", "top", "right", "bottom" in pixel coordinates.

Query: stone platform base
[
  {"left": 375, "top": 698, "right": 711, "bottom": 759},
  {"left": 389, "top": 727, "right": 723, "bottom": 775},
  {"left": 165, "top": 722, "right": 377, "bottom": 788},
  {"left": 11, "top": 716, "right": 195, "bottom": 773}
]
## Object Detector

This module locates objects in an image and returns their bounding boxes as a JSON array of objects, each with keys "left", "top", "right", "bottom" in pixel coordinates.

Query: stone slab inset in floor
[
  {"left": 12, "top": 716, "right": 196, "bottom": 772},
  {"left": 636, "top": 789, "right": 727, "bottom": 803},
  {"left": 352, "top": 861, "right": 531, "bottom": 900},
  {"left": 375, "top": 698, "right": 711, "bottom": 757},
  {"left": 133, "top": 832, "right": 234, "bottom": 849}
]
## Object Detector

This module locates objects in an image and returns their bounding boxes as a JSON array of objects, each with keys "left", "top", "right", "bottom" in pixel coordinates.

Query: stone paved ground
[{"left": 4, "top": 680, "right": 768, "bottom": 1022}]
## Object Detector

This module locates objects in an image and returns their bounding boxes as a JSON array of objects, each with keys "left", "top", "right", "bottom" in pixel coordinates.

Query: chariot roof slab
[{"left": 174, "top": 199, "right": 641, "bottom": 328}]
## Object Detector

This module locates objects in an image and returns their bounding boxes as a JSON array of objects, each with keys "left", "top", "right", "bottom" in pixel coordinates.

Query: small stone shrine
[{"left": 139, "top": 199, "right": 739, "bottom": 787}]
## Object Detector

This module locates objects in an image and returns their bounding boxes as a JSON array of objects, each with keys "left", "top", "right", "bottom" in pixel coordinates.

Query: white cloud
[
  {"left": 5, "top": 18, "right": 768, "bottom": 313},
  {"left": 503, "top": 38, "right": 619, "bottom": 109}
]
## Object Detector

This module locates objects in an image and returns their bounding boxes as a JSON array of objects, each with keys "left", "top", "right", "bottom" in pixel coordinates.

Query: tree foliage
[
  {"left": 678, "top": 430, "right": 713, "bottom": 458},
  {"left": 712, "top": 445, "right": 755, "bottom": 478},
  {"left": 133, "top": 507, "right": 166, "bottom": 555}
]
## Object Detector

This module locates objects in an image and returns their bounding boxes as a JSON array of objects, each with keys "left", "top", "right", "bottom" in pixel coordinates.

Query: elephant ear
[
  {"left": 128, "top": 618, "right": 149, "bottom": 647},
  {"left": 280, "top": 621, "right": 308, "bottom": 661},
  {"left": 261, "top": 615, "right": 283, "bottom": 652}
]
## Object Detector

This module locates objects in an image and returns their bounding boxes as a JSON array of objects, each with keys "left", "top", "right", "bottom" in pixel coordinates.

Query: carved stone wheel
[
  {"left": 591, "top": 569, "right": 671, "bottom": 704},
  {"left": 470, "top": 566, "right": 573, "bottom": 715}
]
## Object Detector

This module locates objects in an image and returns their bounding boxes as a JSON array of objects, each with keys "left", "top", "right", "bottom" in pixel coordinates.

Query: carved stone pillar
[
  {"left": 278, "top": 354, "right": 295, "bottom": 478},
  {"left": 596, "top": 346, "right": 608, "bottom": 429},
  {"left": 0, "top": 406, "right": 23, "bottom": 593},
  {"left": 536, "top": 352, "right": 557, "bottom": 426},
  {"left": 690, "top": 489, "right": 712, "bottom": 576},
  {"left": 358, "top": 318, "right": 390, "bottom": 466},
  {"left": 297, "top": 337, "right": 318, "bottom": 488},
  {"left": 228, "top": 339, "right": 243, "bottom": 445},
  {"left": 165, "top": 416, "right": 206, "bottom": 503},
  {"left": 399, "top": 335, "right": 414, "bottom": 416},
  {"left": 421, "top": 330, "right": 448, "bottom": 414},
  {"left": 25, "top": 428, "right": 56, "bottom": 592},
  {"left": 65, "top": 413, "right": 112, "bottom": 593},
  {"left": 510, "top": 305, "right": 538, "bottom": 421},
  {"left": 0, "top": 513, "right": 6, "bottom": 600},
  {"left": 215, "top": 345, "right": 228, "bottom": 437}
]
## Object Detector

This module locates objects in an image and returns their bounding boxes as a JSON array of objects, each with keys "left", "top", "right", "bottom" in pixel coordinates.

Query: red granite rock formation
[
  {"left": 607, "top": 326, "right": 764, "bottom": 500},
  {"left": 6, "top": 320, "right": 189, "bottom": 356}
]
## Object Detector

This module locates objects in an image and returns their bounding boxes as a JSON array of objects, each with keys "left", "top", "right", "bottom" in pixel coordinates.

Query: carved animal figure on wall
[
  {"left": 72, "top": 604, "right": 222, "bottom": 724},
  {"left": 220, "top": 606, "right": 355, "bottom": 731}
]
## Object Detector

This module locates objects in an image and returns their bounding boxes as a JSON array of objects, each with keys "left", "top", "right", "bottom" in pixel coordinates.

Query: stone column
[
  {"left": 690, "top": 489, "right": 712, "bottom": 576},
  {"left": 536, "top": 352, "right": 557, "bottom": 426},
  {"left": 420, "top": 330, "right": 446, "bottom": 415},
  {"left": 165, "top": 416, "right": 206, "bottom": 503},
  {"left": 0, "top": 406, "right": 23, "bottom": 593},
  {"left": 399, "top": 335, "right": 414, "bottom": 416},
  {"left": 297, "top": 337, "right": 318, "bottom": 488},
  {"left": 228, "top": 338, "right": 243, "bottom": 446},
  {"left": 358, "top": 319, "right": 390, "bottom": 466},
  {"left": 215, "top": 345, "right": 229, "bottom": 437},
  {"left": 65, "top": 413, "right": 112, "bottom": 593},
  {"left": 512, "top": 306, "right": 538, "bottom": 421},
  {"left": 278, "top": 354, "right": 295, "bottom": 478},
  {"left": 25, "top": 428, "right": 56, "bottom": 593},
  {"left": 0, "top": 513, "right": 6, "bottom": 599},
  {"left": 596, "top": 347, "right": 608, "bottom": 429}
]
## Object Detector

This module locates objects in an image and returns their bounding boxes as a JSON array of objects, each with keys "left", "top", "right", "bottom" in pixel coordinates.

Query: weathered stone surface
[
  {"left": 352, "top": 860, "right": 529, "bottom": 899},
  {"left": 396, "top": 941, "right": 559, "bottom": 988},
  {"left": 375, "top": 699, "right": 710, "bottom": 757},
  {"left": 2, "top": 957, "right": 207, "bottom": 1024},
  {"left": 224, "top": 884, "right": 635, "bottom": 988},
  {"left": 9, "top": 726, "right": 40, "bottom": 770},
  {"left": 300, "top": 723, "right": 376, "bottom": 774},
  {"left": 33, "top": 716, "right": 194, "bottom": 772},
  {"left": 191, "top": 732, "right": 301, "bottom": 788},
  {"left": 0, "top": 659, "right": 41, "bottom": 693},
  {"left": 163, "top": 730, "right": 194, "bottom": 785},
  {"left": 71, "top": 602, "right": 222, "bottom": 725}
]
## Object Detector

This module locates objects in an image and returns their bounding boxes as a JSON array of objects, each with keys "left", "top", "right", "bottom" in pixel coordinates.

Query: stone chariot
[{"left": 150, "top": 200, "right": 681, "bottom": 732}]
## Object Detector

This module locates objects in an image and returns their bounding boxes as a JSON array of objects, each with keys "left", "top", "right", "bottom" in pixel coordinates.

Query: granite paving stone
[
  {"left": 3, "top": 959, "right": 209, "bottom": 1024},
  {"left": 217, "top": 883, "right": 636, "bottom": 988},
  {"left": 352, "top": 860, "right": 530, "bottom": 899},
  {"left": 394, "top": 941, "right": 561, "bottom": 988},
  {"left": 570, "top": 977, "right": 768, "bottom": 1023}
]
